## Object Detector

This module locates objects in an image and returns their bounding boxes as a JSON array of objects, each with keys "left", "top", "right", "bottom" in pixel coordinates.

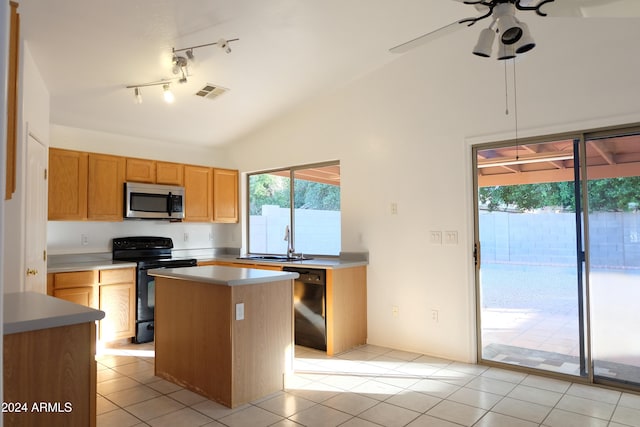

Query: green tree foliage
[
  {"left": 249, "top": 173, "right": 340, "bottom": 215},
  {"left": 294, "top": 179, "right": 340, "bottom": 211},
  {"left": 479, "top": 177, "right": 640, "bottom": 212}
]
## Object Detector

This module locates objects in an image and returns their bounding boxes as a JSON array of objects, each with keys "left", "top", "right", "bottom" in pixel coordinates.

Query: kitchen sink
[{"left": 237, "top": 255, "right": 314, "bottom": 262}]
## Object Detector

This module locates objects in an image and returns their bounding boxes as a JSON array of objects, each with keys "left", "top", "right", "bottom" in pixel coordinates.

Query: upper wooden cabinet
[
  {"left": 87, "top": 153, "right": 125, "bottom": 221},
  {"left": 125, "top": 158, "right": 184, "bottom": 186},
  {"left": 213, "top": 168, "right": 239, "bottom": 223},
  {"left": 156, "top": 161, "right": 184, "bottom": 186},
  {"left": 48, "top": 148, "right": 89, "bottom": 220},
  {"left": 49, "top": 148, "right": 237, "bottom": 223},
  {"left": 184, "top": 165, "right": 212, "bottom": 222},
  {"left": 125, "top": 158, "right": 156, "bottom": 183}
]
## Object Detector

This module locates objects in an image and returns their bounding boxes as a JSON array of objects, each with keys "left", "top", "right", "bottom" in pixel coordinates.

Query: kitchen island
[
  {"left": 148, "top": 266, "right": 298, "bottom": 408},
  {"left": 4, "top": 292, "right": 105, "bottom": 427}
]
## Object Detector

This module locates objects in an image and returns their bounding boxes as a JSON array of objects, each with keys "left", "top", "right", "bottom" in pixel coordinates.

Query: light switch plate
[
  {"left": 444, "top": 231, "right": 458, "bottom": 245},
  {"left": 430, "top": 231, "right": 442, "bottom": 245},
  {"left": 236, "top": 303, "right": 245, "bottom": 320}
]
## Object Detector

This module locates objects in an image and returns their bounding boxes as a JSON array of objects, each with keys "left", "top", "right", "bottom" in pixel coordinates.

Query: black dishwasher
[{"left": 283, "top": 267, "right": 326, "bottom": 351}]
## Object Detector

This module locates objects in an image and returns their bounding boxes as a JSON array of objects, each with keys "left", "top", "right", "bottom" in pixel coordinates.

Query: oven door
[
  {"left": 134, "top": 258, "right": 197, "bottom": 344},
  {"left": 135, "top": 265, "right": 156, "bottom": 343}
]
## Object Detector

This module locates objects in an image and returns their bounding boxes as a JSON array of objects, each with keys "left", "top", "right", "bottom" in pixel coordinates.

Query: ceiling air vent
[{"left": 195, "top": 84, "right": 229, "bottom": 100}]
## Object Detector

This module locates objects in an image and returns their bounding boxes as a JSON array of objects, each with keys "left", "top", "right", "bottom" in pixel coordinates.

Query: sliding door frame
[{"left": 473, "top": 122, "right": 640, "bottom": 389}]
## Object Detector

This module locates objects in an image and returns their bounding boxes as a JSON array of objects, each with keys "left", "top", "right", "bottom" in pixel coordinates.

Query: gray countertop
[
  {"left": 47, "top": 253, "right": 136, "bottom": 273},
  {"left": 4, "top": 292, "right": 105, "bottom": 335},
  {"left": 149, "top": 265, "right": 299, "bottom": 286},
  {"left": 47, "top": 250, "right": 367, "bottom": 273}
]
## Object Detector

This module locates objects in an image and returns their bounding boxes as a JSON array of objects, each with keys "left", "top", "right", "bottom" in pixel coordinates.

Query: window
[{"left": 247, "top": 162, "right": 340, "bottom": 256}]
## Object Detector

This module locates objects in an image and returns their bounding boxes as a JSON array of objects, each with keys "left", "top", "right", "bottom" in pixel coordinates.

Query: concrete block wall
[{"left": 479, "top": 211, "right": 640, "bottom": 269}]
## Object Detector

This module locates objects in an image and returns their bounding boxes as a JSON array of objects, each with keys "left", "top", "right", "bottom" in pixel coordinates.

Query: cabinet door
[
  {"left": 156, "top": 161, "right": 184, "bottom": 186},
  {"left": 126, "top": 158, "right": 156, "bottom": 183},
  {"left": 87, "top": 153, "right": 125, "bottom": 221},
  {"left": 48, "top": 148, "right": 88, "bottom": 220},
  {"left": 54, "top": 287, "right": 95, "bottom": 308},
  {"left": 213, "top": 168, "right": 239, "bottom": 223},
  {"left": 99, "top": 282, "right": 135, "bottom": 341},
  {"left": 184, "top": 165, "right": 212, "bottom": 222}
]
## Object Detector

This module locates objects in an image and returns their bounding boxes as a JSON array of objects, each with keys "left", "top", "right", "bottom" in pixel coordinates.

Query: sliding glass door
[
  {"left": 586, "top": 132, "right": 640, "bottom": 386},
  {"left": 475, "top": 139, "right": 586, "bottom": 377},
  {"left": 474, "top": 127, "right": 640, "bottom": 389}
]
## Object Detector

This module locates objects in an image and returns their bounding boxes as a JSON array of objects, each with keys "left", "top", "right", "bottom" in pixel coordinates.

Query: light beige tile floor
[{"left": 96, "top": 342, "right": 640, "bottom": 427}]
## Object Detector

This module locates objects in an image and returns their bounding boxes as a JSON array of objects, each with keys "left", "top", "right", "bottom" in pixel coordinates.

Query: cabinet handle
[{"left": 26, "top": 268, "right": 39, "bottom": 276}]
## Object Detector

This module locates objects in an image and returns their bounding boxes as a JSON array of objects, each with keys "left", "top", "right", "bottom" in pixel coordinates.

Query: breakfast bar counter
[{"left": 148, "top": 266, "right": 298, "bottom": 408}]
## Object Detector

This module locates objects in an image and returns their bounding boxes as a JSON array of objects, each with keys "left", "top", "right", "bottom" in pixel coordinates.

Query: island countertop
[
  {"left": 4, "top": 291, "right": 105, "bottom": 335},
  {"left": 148, "top": 265, "right": 299, "bottom": 286}
]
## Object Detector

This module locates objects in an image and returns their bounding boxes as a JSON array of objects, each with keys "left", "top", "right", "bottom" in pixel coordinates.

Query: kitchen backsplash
[{"left": 47, "top": 221, "right": 241, "bottom": 254}]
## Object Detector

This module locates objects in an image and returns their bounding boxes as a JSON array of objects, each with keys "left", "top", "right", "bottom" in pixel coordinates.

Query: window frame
[{"left": 245, "top": 160, "right": 340, "bottom": 256}]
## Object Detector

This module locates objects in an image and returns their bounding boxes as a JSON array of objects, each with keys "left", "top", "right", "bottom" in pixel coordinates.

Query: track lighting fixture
[
  {"left": 172, "top": 37, "right": 238, "bottom": 59},
  {"left": 125, "top": 37, "right": 238, "bottom": 104},
  {"left": 126, "top": 80, "right": 174, "bottom": 104}
]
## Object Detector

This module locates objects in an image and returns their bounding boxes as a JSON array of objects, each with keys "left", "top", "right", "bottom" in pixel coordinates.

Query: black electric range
[{"left": 112, "top": 236, "right": 197, "bottom": 343}]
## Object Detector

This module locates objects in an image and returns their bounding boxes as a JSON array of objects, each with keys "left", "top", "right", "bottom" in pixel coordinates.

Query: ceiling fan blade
[
  {"left": 389, "top": 20, "right": 464, "bottom": 54},
  {"left": 542, "top": 0, "right": 640, "bottom": 17}
]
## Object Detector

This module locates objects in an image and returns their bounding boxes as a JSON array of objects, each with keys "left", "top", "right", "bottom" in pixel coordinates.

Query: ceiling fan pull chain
[
  {"left": 513, "top": 58, "right": 520, "bottom": 160},
  {"left": 504, "top": 59, "right": 509, "bottom": 116}
]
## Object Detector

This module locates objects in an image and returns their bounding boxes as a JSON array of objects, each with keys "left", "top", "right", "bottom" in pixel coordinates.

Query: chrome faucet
[{"left": 284, "top": 225, "right": 295, "bottom": 258}]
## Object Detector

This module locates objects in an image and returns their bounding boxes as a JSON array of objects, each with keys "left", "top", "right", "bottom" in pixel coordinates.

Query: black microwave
[{"left": 124, "top": 182, "right": 185, "bottom": 220}]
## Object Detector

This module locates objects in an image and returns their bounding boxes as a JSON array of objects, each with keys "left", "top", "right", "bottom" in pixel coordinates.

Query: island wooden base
[
  {"left": 155, "top": 277, "right": 293, "bottom": 408},
  {"left": 3, "top": 322, "right": 97, "bottom": 427}
]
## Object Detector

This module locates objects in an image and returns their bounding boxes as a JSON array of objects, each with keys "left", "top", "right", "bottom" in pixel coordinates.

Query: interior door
[{"left": 24, "top": 131, "right": 48, "bottom": 293}]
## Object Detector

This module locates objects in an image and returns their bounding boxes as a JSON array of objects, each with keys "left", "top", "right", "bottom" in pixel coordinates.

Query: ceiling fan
[{"left": 389, "top": 0, "right": 640, "bottom": 59}]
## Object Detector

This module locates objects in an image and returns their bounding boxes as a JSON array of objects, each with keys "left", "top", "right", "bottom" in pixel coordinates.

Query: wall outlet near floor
[{"left": 431, "top": 309, "right": 439, "bottom": 322}]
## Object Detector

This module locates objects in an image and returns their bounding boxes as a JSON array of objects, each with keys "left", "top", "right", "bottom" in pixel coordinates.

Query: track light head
[
  {"left": 185, "top": 49, "right": 195, "bottom": 61},
  {"left": 162, "top": 84, "right": 174, "bottom": 103},
  {"left": 217, "top": 38, "right": 231, "bottom": 54},
  {"left": 133, "top": 87, "right": 142, "bottom": 104}
]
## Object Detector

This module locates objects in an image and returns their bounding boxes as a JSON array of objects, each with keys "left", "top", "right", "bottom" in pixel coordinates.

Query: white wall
[
  {"left": 3, "top": 42, "right": 50, "bottom": 294},
  {"left": 48, "top": 125, "right": 242, "bottom": 254},
  {"left": 227, "top": 18, "right": 640, "bottom": 362}
]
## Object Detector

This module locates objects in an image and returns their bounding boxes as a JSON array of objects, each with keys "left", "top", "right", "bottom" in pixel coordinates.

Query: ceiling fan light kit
[
  {"left": 125, "top": 37, "right": 238, "bottom": 104},
  {"left": 468, "top": 0, "right": 547, "bottom": 60}
]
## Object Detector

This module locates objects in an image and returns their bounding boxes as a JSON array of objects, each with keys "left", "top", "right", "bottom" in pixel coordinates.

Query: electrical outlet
[
  {"left": 236, "top": 303, "right": 245, "bottom": 320},
  {"left": 430, "top": 231, "right": 442, "bottom": 245},
  {"left": 390, "top": 203, "right": 398, "bottom": 215},
  {"left": 431, "top": 309, "right": 439, "bottom": 322},
  {"left": 209, "top": 232, "right": 214, "bottom": 241},
  {"left": 183, "top": 232, "right": 189, "bottom": 242},
  {"left": 81, "top": 234, "right": 89, "bottom": 246},
  {"left": 392, "top": 306, "right": 399, "bottom": 318}
]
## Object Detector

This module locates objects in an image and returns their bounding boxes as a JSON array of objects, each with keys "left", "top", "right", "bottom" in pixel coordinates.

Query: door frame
[{"left": 472, "top": 122, "right": 640, "bottom": 390}]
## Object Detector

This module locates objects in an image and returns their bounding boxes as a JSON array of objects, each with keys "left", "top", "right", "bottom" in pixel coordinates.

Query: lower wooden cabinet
[
  {"left": 48, "top": 267, "right": 136, "bottom": 341},
  {"left": 196, "top": 261, "right": 367, "bottom": 354}
]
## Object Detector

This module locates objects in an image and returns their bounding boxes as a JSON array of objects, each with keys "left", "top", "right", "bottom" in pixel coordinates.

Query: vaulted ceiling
[{"left": 17, "top": 0, "right": 640, "bottom": 148}]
